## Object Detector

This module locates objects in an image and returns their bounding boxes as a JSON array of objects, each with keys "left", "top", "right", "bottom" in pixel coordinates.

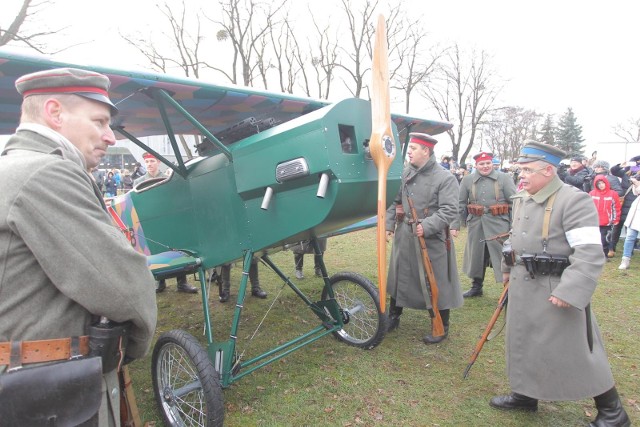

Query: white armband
[{"left": 565, "top": 227, "right": 601, "bottom": 247}]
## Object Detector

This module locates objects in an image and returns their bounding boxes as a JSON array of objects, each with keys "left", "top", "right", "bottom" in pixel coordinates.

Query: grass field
[{"left": 129, "top": 227, "right": 640, "bottom": 426}]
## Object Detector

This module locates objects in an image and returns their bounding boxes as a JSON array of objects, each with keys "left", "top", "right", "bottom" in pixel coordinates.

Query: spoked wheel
[
  {"left": 152, "top": 329, "right": 224, "bottom": 427},
  {"left": 321, "top": 272, "right": 387, "bottom": 349}
]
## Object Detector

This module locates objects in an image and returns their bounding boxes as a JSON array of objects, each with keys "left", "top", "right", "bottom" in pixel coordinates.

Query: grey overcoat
[
  {"left": 503, "top": 176, "right": 614, "bottom": 400},
  {"left": 459, "top": 169, "right": 516, "bottom": 282},
  {"left": 385, "top": 155, "right": 463, "bottom": 311},
  {"left": 0, "top": 129, "right": 158, "bottom": 424}
]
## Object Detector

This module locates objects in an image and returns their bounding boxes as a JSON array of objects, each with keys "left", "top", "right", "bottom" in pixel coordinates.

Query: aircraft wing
[{"left": 0, "top": 50, "right": 452, "bottom": 143}]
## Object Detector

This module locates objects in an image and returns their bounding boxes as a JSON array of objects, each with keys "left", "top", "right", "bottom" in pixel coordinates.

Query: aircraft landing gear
[
  {"left": 152, "top": 330, "right": 224, "bottom": 427},
  {"left": 321, "top": 271, "right": 387, "bottom": 349}
]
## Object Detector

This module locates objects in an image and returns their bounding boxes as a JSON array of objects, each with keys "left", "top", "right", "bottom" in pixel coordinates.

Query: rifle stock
[
  {"left": 462, "top": 281, "right": 509, "bottom": 379},
  {"left": 119, "top": 366, "right": 143, "bottom": 426},
  {"left": 406, "top": 197, "right": 445, "bottom": 338}
]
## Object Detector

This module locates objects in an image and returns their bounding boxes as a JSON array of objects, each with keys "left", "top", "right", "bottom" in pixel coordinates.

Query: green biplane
[{"left": 0, "top": 22, "right": 451, "bottom": 426}]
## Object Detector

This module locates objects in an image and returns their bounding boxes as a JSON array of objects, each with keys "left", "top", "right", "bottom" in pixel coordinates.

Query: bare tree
[
  {"left": 1, "top": 0, "right": 64, "bottom": 53},
  {"left": 389, "top": 19, "right": 445, "bottom": 114},
  {"left": 265, "top": 17, "right": 301, "bottom": 94},
  {"left": 613, "top": 117, "right": 640, "bottom": 143},
  {"left": 121, "top": 1, "right": 208, "bottom": 78},
  {"left": 206, "top": 0, "right": 289, "bottom": 87},
  {"left": 422, "top": 44, "right": 502, "bottom": 165},
  {"left": 305, "top": 15, "right": 339, "bottom": 99},
  {"left": 334, "top": 0, "right": 378, "bottom": 98},
  {"left": 482, "top": 107, "right": 542, "bottom": 163}
]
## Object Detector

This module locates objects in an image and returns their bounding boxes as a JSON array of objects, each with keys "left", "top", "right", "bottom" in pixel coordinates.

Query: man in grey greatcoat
[
  {"left": 490, "top": 140, "right": 629, "bottom": 427},
  {"left": 0, "top": 68, "right": 157, "bottom": 426},
  {"left": 135, "top": 151, "right": 198, "bottom": 294},
  {"left": 459, "top": 151, "right": 516, "bottom": 297},
  {"left": 385, "top": 133, "right": 463, "bottom": 344}
]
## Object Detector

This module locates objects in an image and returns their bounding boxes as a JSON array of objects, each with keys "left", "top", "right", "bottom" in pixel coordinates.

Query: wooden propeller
[{"left": 369, "top": 15, "right": 396, "bottom": 313}]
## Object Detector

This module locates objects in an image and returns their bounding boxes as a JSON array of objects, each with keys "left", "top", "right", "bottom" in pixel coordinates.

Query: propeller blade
[{"left": 369, "top": 15, "right": 396, "bottom": 313}]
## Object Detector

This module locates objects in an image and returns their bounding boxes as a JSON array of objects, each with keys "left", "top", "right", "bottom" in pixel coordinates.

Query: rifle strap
[
  {"left": 471, "top": 178, "right": 501, "bottom": 203},
  {"left": 512, "top": 191, "right": 557, "bottom": 250}
]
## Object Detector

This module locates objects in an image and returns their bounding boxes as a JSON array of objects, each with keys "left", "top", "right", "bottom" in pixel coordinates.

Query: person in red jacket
[{"left": 589, "top": 175, "right": 621, "bottom": 256}]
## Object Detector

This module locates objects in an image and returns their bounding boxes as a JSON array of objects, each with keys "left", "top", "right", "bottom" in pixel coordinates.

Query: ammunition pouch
[
  {"left": 467, "top": 204, "right": 485, "bottom": 216},
  {"left": 489, "top": 203, "right": 510, "bottom": 216},
  {"left": 395, "top": 204, "right": 405, "bottom": 223},
  {"left": 520, "top": 253, "right": 570, "bottom": 279},
  {"left": 89, "top": 321, "right": 131, "bottom": 374},
  {"left": 502, "top": 242, "right": 516, "bottom": 266},
  {"left": 0, "top": 356, "right": 103, "bottom": 426}
]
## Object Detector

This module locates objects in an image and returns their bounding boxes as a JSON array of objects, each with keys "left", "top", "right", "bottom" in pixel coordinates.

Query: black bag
[{"left": 0, "top": 357, "right": 103, "bottom": 426}]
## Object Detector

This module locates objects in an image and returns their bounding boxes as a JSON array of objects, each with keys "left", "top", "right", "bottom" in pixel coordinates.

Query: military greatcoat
[
  {"left": 0, "top": 128, "right": 158, "bottom": 425},
  {"left": 385, "top": 155, "right": 463, "bottom": 311},
  {"left": 459, "top": 169, "right": 516, "bottom": 282},
  {"left": 503, "top": 176, "right": 614, "bottom": 400}
]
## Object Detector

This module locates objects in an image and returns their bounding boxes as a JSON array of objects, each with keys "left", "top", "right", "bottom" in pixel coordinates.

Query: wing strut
[{"left": 369, "top": 15, "right": 396, "bottom": 313}]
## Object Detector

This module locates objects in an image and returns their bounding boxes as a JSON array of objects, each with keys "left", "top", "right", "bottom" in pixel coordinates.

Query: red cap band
[
  {"left": 410, "top": 135, "right": 436, "bottom": 148},
  {"left": 474, "top": 152, "right": 493, "bottom": 163}
]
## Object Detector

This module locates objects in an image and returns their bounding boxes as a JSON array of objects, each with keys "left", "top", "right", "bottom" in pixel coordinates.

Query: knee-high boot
[
  {"left": 294, "top": 253, "right": 304, "bottom": 279},
  {"left": 589, "top": 387, "right": 630, "bottom": 427},
  {"left": 423, "top": 309, "right": 449, "bottom": 344},
  {"left": 249, "top": 261, "right": 267, "bottom": 299},
  {"left": 219, "top": 264, "right": 231, "bottom": 302},
  {"left": 387, "top": 297, "right": 403, "bottom": 332}
]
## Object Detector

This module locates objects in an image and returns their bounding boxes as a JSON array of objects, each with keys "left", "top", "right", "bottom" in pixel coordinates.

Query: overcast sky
[{"left": 4, "top": 0, "right": 640, "bottom": 160}]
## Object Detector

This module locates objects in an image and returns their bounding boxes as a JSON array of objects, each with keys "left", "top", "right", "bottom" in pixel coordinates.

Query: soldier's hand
[
  {"left": 450, "top": 229, "right": 459, "bottom": 238},
  {"left": 548, "top": 295, "right": 570, "bottom": 308},
  {"left": 416, "top": 223, "right": 424, "bottom": 237},
  {"left": 386, "top": 231, "right": 394, "bottom": 242},
  {"left": 502, "top": 272, "right": 510, "bottom": 285}
]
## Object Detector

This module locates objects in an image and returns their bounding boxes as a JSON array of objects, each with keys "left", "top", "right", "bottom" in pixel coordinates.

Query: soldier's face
[
  {"left": 144, "top": 157, "right": 159, "bottom": 176},
  {"left": 519, "top": 161, "right": 552, "bottom": 194},
  {"left": 476, "top": 160, "right": 493, "bottom": 176},
  {"left": 407, "top": 143, "right": 430, "bottom": 168},
  {"left": 57, "top": 97, "right": 116, "bottom": 169}
]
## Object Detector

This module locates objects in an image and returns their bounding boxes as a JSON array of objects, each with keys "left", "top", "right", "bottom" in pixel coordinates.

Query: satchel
[{"left": 0, "top": 356, "right": 103, "bottom": 427}]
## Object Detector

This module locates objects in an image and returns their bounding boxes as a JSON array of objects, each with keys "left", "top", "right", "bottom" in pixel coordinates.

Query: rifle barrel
[
  {"left": 406, "top": 197, "right": 445, "bottom": 337},
  {"left": 462, "top": 282, "right": 509, "bottom": 379}
]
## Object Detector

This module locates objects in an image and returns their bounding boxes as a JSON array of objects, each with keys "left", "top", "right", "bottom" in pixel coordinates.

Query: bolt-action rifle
[
  {"left": 479, "top": 231, "right": 510, "bottom": 244},
  {"left": 463, "top": 281, "right": 509, "bottom": 379},
  {"left": 406, "top": 196, "right": 445, "bottom": 339}
]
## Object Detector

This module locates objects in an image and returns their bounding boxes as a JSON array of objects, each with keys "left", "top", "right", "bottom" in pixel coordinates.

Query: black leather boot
[
  {"left": 294, "top": 253, "right": 304, "bottom": 279},
  {"left": 156, "top": 279, "right": 166, "bottom": 293},
  {"left": 463, "top": 279, "right": 483, "bottom": 298},
  {"left": 249, "top": 262, "right": 267, "bottom": 299},
  {"left": 176, "top": 274, "right": 198, "bottom": 293},
  {"left": 423, "top": 309, "right": 449, "bottom": 344},
  {"left": 387, "top": 298, "right": 403, "bottom": 332},
  {"left": 219, "top": 264, "right": 231, "bottom": 303},
  {"left": 589, "top": 387, "right": 630, "bottom": 427},
  {"left": 489, "top": 392, "right": 538, "bottom": 411},
  {"left": 314, "top": 254, "right": 323, "bottom": 277}
]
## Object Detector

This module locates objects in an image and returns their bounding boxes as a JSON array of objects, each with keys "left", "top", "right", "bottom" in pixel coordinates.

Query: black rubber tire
[
  {"left": 151, "top": 329, "right": 224, "bottom": 427},
  {"left": 321, "top": 271, "right": 387, "bottom": 349}
]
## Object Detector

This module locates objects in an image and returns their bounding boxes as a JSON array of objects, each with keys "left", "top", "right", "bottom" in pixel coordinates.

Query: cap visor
[{"left": 78, "top": 92, "right": 118, "bottom": 115}]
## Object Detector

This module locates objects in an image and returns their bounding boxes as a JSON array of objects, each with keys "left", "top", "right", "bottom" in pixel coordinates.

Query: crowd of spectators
[{"left": 439, "top": 152, "right": 640, "bottom": 266}]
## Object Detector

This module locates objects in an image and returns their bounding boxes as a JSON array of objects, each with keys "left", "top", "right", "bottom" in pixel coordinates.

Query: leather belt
[{"left": 0, "top": 336, "right": 90, "bottom": 366}]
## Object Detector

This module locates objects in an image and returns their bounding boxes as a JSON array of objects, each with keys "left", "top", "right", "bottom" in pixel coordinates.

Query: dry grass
[{"left": 129, "top": 227, "right": 640, "bottom": 426}]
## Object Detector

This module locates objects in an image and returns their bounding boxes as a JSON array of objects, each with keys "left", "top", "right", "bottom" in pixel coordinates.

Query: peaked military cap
[
  {"left": 409, "top": 133, "right": 437, "bottom": 148},
  {"left": 473, "top": 152, "right": 493, "bottom": 163},
  {"left": 516, "top": 140, "right": 566, "bottom": 167},
  {"left": 16, "top": 67, "right": 117, "bottom": 114}
]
